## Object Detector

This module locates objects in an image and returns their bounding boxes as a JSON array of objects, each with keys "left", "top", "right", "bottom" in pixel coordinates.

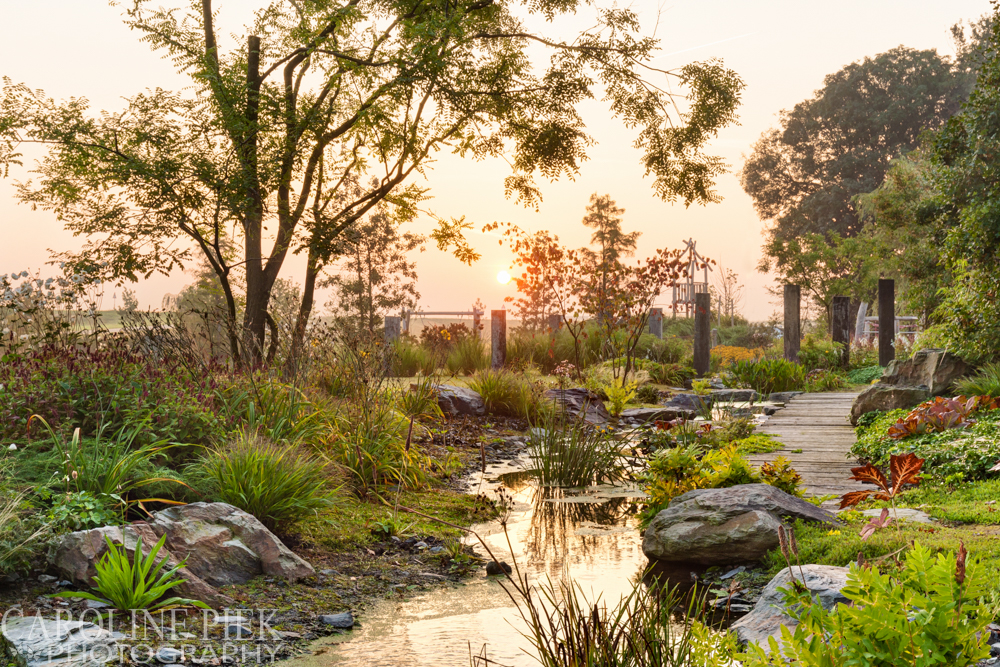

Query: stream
[{"left": 298, "top": 457, "right": 651, "bottom": 666}]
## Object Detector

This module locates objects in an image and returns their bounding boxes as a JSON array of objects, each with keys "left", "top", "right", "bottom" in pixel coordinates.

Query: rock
[
  {"left": 860, "top": 508, "right": 935, "bottom": 524},
  {"left": 620, "top": 407, "right": 688, "bottom": 423},
  {"left": 432, "top": 385, "right": 486, "bottom": 417},
  {"left": 413, "top": 541, "right": 428, "bottom": 550},
  {"left": 1, "top": 616, "right": 117, "bottom": 667},
  {"left": 277, "top": 631, "right": 302, "bottom": 640},
  {"left": 881, "top": 349, "right": 969, "bottom": 396},
  {"left": 486, "top": 561, "right": 512, "bottom": 575},
  {"left": 763, "top": 406, "right": 779, "bottom": 416},
  {"left": 642, "top": 485, "right": 836, "bottom": 566},
  {"left": 767, "top": 391, "right": 804, "bottom": 403},
  {"left": 730, "top": 565, "right": 849, "bottom": 646},
  {"left": 37, "top": 575, "right": 58, "bottom": 584},
  {"left": 50, "top": 503, "right": 314, "bottom": 608},
  {"left": 319, "top": 612, "right": 354, "bottom": 629},
  {"left": 543, "top": 388, "right": 612, "bottom": 424},
  {"left": 850, "top": 384, "right": 931, "bottom": 425},
  {"left": 83, "top": 600, "right": 108, "bottom": 610},
  {"left": 711, "top": 389, "right": 761, "bottom": 403},
  {"left": 429, "top": 546, "right": 444, "bottom": 554},
  {"left": 156, "top": 647, "right": 184, "bottom": 663},
  {"left": 663, "top": 393, "right": 712, "bottom": 413},
  {"left": 225, "top": 624, "right": 253, "bottom": 639},
  {"left": 719, "top": 566, "right": 746, "bottom": 580}
]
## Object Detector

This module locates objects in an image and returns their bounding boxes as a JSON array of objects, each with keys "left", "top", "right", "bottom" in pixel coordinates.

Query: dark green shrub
[
  {"left": 955, "top": 362, "right": 1000, "bottom": 397},
  {"left": 797, "top": 334, "right": 844, "bottom": 371},
  {"left": 469, "top": 369, "right": 545, "bottom": 419},
  {"left": 445, "top": 336, "right": 489, "bottom": 375},
  {"left": 391, "top": 340, "right": 436, "bottom": 376},
  {"left": 648, "top": 363, "right": 696, "bottom": 386},
  {"left": 847, "top": 365, "right": 883, "bottom": 385},
  {"left": 634, "top": 384, "right": 660, "bottom": 404},
  {"left": 639, "top": 336, "right": 688, "bottom": 364},
  {"left": 724, "top": 358, "right": 806, "bottom": 395},
  {"left": 805, "top": 369, "right": 848, "bottom": 392}
]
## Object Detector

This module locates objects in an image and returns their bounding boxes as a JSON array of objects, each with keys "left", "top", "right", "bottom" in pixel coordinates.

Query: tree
[
  {"left": 506, "top": 230, "right": 562, "bottom": 332},
  {"left": 712, "top": 265, "right": 744, "bottom": 327},
  {"left": 0, "top": 0, "right": 743, "bottom": 368},
  {"left": 324, "top": 210, "right": 423, "bottom": 337},
  {"left": 578, "top": 193, "right": 640, "bottom": 324},
  {"left": 930, "top": 8, "right": 1000, "bottom": 361}
]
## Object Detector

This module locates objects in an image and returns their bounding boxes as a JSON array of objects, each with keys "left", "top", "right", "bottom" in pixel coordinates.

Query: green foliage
[
  {"left": 196, "top": 432, "right": 335, "bottom": 533},
  {"left": 395, "top": 375, "right": 443, "bottom": 421},
  {"left": 54, "top": 534, "right": 209, "bottom": 612},
  {"left": 604, "top": 381, "right": 638, "bottom": 417},
  {"left": 392, "top": 341, "right": 437, "bottom": 377},
  {"left": 647, "top": 363, "right": 695, "bottom": 386},
  {"left": 370, "top": 513, "right": 412, "bottom": 539},
  {"left": 468, "top": 369, "right": 544, "bottom": 420},
  {"left": 955, "top": 362, "right": 1000, "bottom": 397},
  {"left": 893, "top": 479, "right": 1000, "bottom": 525},
  {"left": 724, "top": 358, "right": 806, "bottom": 395},
  {"left": 731, "top": 434, "right": 784, "bottom": 454},
  {"left": 805, "top": 369, "right": 848, "bottom": 392},
  {"left": 526, "top": 417, "right": 627, "bottom": 487},
  {"left": 215, "top": 380, "right": 327, "bottom": 445},
  {"left": 45, "top": 491, "right": 121, "bottom": 533},
  {"left": 640, "top": 445, "right": 803, "bottom": 528},
  {"left": 851, "top": 407, "right": 1000, "bottom": 482},
  {"left": 0, "top": 487, "right": 48, "bottom": 574},
  {"left": 743, "top": 542, "right": 990, "bottom": 667},
  {"left": 640, "top": 337, "right": 689, "bottom": 364},
  {"left": 444, "top": 336, "right": 489, "bottom": 376},
  {"left": 798, "top": 335, "right": 844, "bottom": 371},
  {"left": 848, "top": 365, "right": 884, "bottom": 385},
  {"left": 634, "top": 384, "right": 660, "bottom": 404},
  {"left": 691, "top": 379, "right": 712, "bottom": 396}
]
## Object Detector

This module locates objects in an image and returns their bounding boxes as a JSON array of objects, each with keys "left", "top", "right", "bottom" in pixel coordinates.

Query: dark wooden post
[
  {"left": 693, "top": 292, "right": 711, "bottom": 376},
  {"left": 783, "top": 285, "right": 801, "bottom": 362},
  {"left": 649, "top": 307, "right": 663, "bottom": 339},
  {"left": 832, "top": 296, "right": 850, "bottom": 370},
  {"left": 491, "top": 310, "right": 507, "bottom": 369},
  {"left": 384, "top": 316, "right": 401, "bottom": 344},
  {"left": 878, "top": 279, "right": 895, "bottom": 367}
]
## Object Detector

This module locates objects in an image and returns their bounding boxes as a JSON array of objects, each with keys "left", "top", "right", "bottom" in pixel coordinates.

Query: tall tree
[
  {"left": 324, "top": 210, "right": 423, "bottom": 337},
  {"left": 0, "top": 0, "right": 743, "bottom": 367},
  {"left": 578, "top": 193, "right": 640, "bottom": 324}
]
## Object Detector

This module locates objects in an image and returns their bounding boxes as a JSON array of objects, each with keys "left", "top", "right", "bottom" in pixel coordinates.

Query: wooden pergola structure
[{"left": 670, "top": 238, "right": 712, "bottom": 317}]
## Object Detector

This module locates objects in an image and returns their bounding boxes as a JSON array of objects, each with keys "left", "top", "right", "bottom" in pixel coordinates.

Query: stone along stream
[{"left": 295, "top": 458, "right": 650, "bottom": 666}]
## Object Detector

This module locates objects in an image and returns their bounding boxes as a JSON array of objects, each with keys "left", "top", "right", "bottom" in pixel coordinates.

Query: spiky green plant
[{"left": 53, "top": 534, "right": 209, "bottom": 611}]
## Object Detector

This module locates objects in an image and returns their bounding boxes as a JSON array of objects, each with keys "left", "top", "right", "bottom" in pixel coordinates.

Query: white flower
[
  {"left": 18, "top": 334, "right": 28, "bottom": 341},
  {"left": 7, "top": 444, "right": 16, "bottom": 451}
]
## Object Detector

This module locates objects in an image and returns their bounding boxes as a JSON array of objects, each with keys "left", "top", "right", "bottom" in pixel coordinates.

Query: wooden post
[
  {"left": 878, "top": 279, "right": 895, "bottom": 366},
  {"left": 693, "top": 292, "right": 711, "bottom": 376},
  {"left": 710, "top": 328, "right": 719, "bottom": 349},
  {"left": 832, "top": 296, "right": 850, "bottom": 370},
  {"left": 491, "top": 310, "right": 506, "bottom": 369},
  {"left": 649, "top": 307, "right": 663, "bottom": 339},
  {"left": 783, "top": 285, "right": 801, "bottom": 362},
  {"left": 547, "top": 313, "right": 561, "bottom": 333},
  {"left": 384, "top": 316, "right": 401, "bottom": 345}
]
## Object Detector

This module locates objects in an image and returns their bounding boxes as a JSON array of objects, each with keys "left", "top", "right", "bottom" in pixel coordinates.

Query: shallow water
[{"left": 305, "top": 458, "right": 651, "bottom": 667}]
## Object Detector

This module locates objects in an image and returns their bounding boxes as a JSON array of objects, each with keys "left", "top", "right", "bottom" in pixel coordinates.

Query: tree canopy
[{"left": 0, "top": 0, "right": 743, "bottom": 367}]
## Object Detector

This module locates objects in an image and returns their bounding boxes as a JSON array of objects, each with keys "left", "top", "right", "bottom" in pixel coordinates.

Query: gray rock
[
  {"left": 413, "top": 541, "right": 428, "bottom": 550},
  {"left": 663, "top": 393, "right": 711, "bottom": 412},
  {"left": 711, "top": 389, "right": 760, "bottom": 403},
  {"left": 620, "top": 407, "right": 688, "bottom": 423},
  {"left": 642, "top": 485, "right": 836, "bottom": 566},
  {"left": 225, "top": 624, "right": 253, "bottom": 639},
  {"left": 51, "top": 502, "right": 314, "bottom": 609},
  {"left": 992, "top": 643, "right": 1000, "bottom": 658},
  {"left": 543, "top": 388, "right": 612, "bottom": 425},
  {"left": 860, "top": 508, "right": 935, "bottom": 524},
  {"left": 156, "top": 647, "right": 183, "bottom": 663},
  {"left": 429, "top": 546, "right": 445, "bottom": 554},
  {"left": 37, "top": 575, "right": 58, "bottom": 584},
  {"left": 319, "top": 612, "right": 354, "bottom": 629},
  {"left": 432, "top": 385, "right": 486, "bottom": 417},
  {"left": 850, "top": 384, "right": 931, "bottom": 425},
  {"left": 719, "top": 566, "right": 746, "bottom": 580},
  {"left": 1, "top": 617, "right": 117, "bottom": 667},
  {"left": 767, "top": 392, "right": 804, "bottom": 403},
  {"left": 881, "top": 349, "right": 969, "bottom": 396},
  {"left": 486, "top": 560, "right": 512, "bottom": 575},
  {"left": 730, "top": 565, "right": 849, "bottom": 646}
]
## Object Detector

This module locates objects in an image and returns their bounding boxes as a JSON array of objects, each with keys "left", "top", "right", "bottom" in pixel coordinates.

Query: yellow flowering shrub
[{"left": 711, "top": 345, "right": 758, "bottom": 367}]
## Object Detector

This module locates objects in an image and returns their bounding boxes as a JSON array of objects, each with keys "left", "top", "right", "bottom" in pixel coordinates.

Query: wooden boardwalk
[{"left": 746, "top": 392, "right": 868, "bottom": 499}]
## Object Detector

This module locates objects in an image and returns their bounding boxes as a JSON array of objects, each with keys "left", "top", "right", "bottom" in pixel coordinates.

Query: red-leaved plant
[
  {"left": 840, "top": 452, "right": 924, "bottom": 539},
  {"left": 887, "top": 395, "right": 999, "bottom": 440}
]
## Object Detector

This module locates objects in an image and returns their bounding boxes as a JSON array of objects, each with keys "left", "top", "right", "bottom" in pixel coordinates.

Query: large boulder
[
  {"left": 663, "top": 393, "right": 711, "bottom": 413},
  {"left": 881, "top": 348, "right": 969, "bottom": 396},
  {"left": 50, "top": 503, "right": 314, "bottom": 608},
  {"left": 433, "top": 384, "right": 485, "bottom": 416},
  {"left": 543, "top": 388, "right": 611, "bottom": 424},
  {"left": 849, "top": 384, "right": 931, "bottom": 425},
  {"left": 730, "top": 565, "right": 849, "bottom": 646},
  {"left": 642, "top": 485, "right": 836, "bottom": 566},
  {"left": 711, "top": 389, "right": 761, "bottom": 403},
  {"left": 1, "top": 617, "right": 118, "bottom": 667},
  {"left": 620, "top": 407, "right": 689, "bottom": 423}
]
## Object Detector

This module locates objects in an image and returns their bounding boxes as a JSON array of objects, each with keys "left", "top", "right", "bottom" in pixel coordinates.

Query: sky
[{"left": 0, "top": 0, "right": 991, "bottom": 320}]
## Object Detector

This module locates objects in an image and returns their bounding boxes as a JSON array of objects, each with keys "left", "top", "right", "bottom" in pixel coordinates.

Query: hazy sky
[{"left": 0, "top": 0, "right": 990, "bottom": 320}]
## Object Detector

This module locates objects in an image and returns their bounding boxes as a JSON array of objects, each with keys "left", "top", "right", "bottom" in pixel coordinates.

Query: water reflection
[{"left": 308, "top": 457, "right": 651, "bottom": 666}]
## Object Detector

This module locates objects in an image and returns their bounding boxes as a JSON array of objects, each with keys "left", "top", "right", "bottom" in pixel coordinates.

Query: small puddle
[{"left": 305, "top": 457, "right": 651, "bottom": 666}]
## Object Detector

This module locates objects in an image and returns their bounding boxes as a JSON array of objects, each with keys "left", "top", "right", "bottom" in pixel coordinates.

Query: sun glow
[{"left": 496, "top": 270, "right": 511, "bottom": 285}]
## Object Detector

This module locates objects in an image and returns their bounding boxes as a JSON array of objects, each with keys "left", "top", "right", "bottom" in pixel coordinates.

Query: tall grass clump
[
  {"left": 196, "top": 431, "right": 335, "bottom": 533},
  {"left": 526, "top": 417, "right": 627, "bottom": 487},
  {"left": 396, "top": 374, "right": 443, "bottom": 421},
  {"left": 955, "top": 362, "right": 1000, "bottom": 397},
  {"left": 216, "top": 380, "right": 327, "bottom": 444},
  {"left": 724, "top": 358, "right": 806, "bottom": 395},
  {"left": 469, "top": 369, "right": 544, "bottom": 419},
  {"left": 445, "top": 336, "right": 489, "bottom": 375},
  {"left": 392, "top": 340, "right": 436, "bottom": 376}
]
